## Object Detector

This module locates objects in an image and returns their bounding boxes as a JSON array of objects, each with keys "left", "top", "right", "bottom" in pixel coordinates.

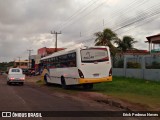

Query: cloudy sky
[{"left": 0, "top": 0, "right": 160, "bottom": 62}]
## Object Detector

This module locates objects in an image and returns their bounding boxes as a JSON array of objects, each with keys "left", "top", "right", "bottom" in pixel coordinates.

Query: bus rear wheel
[
  {"left": 44, "top": 74, "right": 49, "bottom": 85},
  {"left": 83, "top": 83, "right": 93, "bottom": 90},
  {"left": 61, "top": 77, "right": 68, "bottom": 89}
]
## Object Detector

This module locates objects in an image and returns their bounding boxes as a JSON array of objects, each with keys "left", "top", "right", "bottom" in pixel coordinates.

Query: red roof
[
  {"left": 46, "top": 48, "right": 64, "bottom": 54},
  {"left": 37, "top": 47, "right": 65, "bottom": 57},
  {"left": 117, "top": 50, "right": 149, "bottom": 55},
  {"left": 125, "top": 50, "right": 148, "bottom": 53}
]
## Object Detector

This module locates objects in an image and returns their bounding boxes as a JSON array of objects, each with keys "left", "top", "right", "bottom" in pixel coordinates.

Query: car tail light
[
  {"left": 78, "top": 69, "right": 84, "bottom": 78},
  {"left": 10, "top": 77, "right": 15, "bottom": 80},
  {"left": 20, "top": 78, "right": 25, "bottom": 80},
  {"left": 109, "top": 68, "right": 112, "bottom": 76}
]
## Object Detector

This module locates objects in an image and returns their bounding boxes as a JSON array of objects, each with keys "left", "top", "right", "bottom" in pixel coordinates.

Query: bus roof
[{"left": 41, "top": 45, "right": 109, "bottom": 60}]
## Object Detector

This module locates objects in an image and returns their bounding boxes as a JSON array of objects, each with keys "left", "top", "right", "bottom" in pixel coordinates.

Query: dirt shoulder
[{"left": 25, "top": 76, "right": 152, "bottom": 111}]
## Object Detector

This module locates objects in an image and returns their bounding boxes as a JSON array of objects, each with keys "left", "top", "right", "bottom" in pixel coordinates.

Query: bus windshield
[{"left": 81, "top": 48, "right": 109, "bottom": 63}]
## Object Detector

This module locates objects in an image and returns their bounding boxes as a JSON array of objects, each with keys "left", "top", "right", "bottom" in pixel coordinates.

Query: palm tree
[
  {"left": 94, "top": 28, "right": 118, "bottom": 56},
  {"left": 115, "top": 36, "right": 137, "bottom": 52}
]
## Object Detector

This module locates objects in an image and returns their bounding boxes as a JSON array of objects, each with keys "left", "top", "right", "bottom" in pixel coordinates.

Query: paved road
[{"left": 0, "top": 75, "right": 158, "bottom": 120}]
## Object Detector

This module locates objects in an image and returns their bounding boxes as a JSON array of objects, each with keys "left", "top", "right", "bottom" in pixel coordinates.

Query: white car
[{"left": 7, "top": 68, "right": 25, "bottom": 85}]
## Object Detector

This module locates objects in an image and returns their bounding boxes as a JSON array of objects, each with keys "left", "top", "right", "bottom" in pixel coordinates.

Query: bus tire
[
  {"left": 61, "top": 77, "right": 67, "bottom": 89},
  {"left": 44, "top": 74, "right": 49, "bottom": 85},
  {"left": 83, "top": 83, "right": 93, "bottom": 90}
]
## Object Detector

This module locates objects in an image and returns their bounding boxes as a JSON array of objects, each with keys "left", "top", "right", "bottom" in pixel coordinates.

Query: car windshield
[{"left": 11, "top": 69, "right": 20, "bottom": 72}]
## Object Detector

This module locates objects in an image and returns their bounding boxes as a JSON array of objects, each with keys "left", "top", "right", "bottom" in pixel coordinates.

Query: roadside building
[
  {"left": 14, "top": 60, "right": 29, "bottom": 69},
  {"left": 38, "top": 47, "right": 65, "bottom": 58},
  {"left": 146, "top": 34, "right": 160, "bottom": 53},
  {"left": 30, "top": 55, "right": 41, "bottom": 72},
  {"left": 32, "top": 47, "right": 65, "bottom": 73}
]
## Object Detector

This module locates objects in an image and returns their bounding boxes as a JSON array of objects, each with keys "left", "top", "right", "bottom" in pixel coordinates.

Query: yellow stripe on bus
[{"left": 79, "top": 76, "right": 112, "bottom": 84}]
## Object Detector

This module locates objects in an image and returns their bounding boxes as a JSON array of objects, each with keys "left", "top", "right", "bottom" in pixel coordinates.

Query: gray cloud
[{"left": 0, "top": 0, "right": 160, "bottom": 62}]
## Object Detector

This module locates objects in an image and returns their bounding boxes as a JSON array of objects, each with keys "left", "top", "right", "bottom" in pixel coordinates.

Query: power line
[
  {"left": 84, "top": 0, "right": 149, "bottom": 37},
  {"left": 57, "top": 1, "right": 145, "bottom": 43},
  {"left": 55, "top": 0, "right": 93, "bottom": 28},
  {"left": 110, "top": 1, "right": 149, "bottom": 29},
  {"left": 82, "top": 0, "right": 141, "bottom": 36},
  {"left": 112, "top": 2, "right": 160, "bottom": 30},
  {"left": 55, "top": 0, "right": 98, "bottom": 30},
  {"left": 64, "top": 6, "right": 160, "bottom": 48},
  {"left": 59, "top": 0, "right": 106, "bottom": 31},
  {"left": 61, "top": 37, "right": 94, "bottom": 49},
  {"left": 117, "top": 18, "right": 160, "bottom": 36},
  {"left": 59, "top": 0, "right": 159, "bottom": 49},
  {"left": 114, "top": 7, "right": 160, "bottom": 32},
  {"left": 72, "top": 0, "right": 141, "bottom": 34},
  {"left": 117, "top": 12, "right": 160, "bottom": 35},
  {"left": 83, "top": 1, "right": 160, "bottom": 38}
]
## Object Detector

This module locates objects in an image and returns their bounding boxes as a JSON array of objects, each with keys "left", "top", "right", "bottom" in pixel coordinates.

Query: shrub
[
  {"left": 117, "top": 60, "right": 124, "bottom": 68},
  {"left": 146, "top": 61, "right": 160, "bottom": 69},
  {"left": 127, "top": 62, "right": 141, "bottom": 68}
]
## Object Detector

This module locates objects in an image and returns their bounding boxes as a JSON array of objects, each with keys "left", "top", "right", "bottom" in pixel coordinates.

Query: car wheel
[
  {"left": 20, "top": 82, "right": 24, "bottom": 86},
  {"left": 7, "top": 81, "right": 10, "bottom": 85}
]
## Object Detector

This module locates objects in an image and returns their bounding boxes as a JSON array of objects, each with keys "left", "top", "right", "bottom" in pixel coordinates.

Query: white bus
[{"left": 40, "top": 45, "right": 112, "bottom": 89}]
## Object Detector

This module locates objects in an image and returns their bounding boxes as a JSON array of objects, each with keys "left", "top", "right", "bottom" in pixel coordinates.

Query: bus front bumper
[{"left": 79, "top": 76, "right": 112, "bottom": 84}]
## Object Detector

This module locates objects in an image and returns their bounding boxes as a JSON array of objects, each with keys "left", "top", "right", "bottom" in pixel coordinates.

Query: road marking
[{"left": 15, "top": 94, "right": 26, "bottom": 104}]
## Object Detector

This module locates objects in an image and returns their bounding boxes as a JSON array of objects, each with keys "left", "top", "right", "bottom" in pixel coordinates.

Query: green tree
[
  {"left": 94, "top": 28, "right": 118, "bottom": 56},
  {"left": 115, "top": 36, "right": 137, "bottom": 52}
]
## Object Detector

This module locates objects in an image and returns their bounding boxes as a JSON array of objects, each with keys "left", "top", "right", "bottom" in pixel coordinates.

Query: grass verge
[{"left": 94, "top": 76, "right": 160, "bottom": 110}]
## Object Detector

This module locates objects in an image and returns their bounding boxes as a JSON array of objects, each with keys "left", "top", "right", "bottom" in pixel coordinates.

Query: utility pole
[
  {"left": 103, "top": 19, "right": 104, "bottom": 28},
  {"left": 18, "top": 57, "right": 21, "bottom": 68},
  {"left": 27, "top": 49, "right": 33, "bottom": 69},
  {"left": 51, "top": 31, "right": 61, "bottom": 52}
]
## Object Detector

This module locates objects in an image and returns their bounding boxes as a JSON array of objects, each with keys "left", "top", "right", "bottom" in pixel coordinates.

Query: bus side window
[
  {"left": 69, "top": 61, "right": 76, "bottom": 67},
  {"left": 56, "top": 63, "right": 60, "bottom": 68},
  {"left": 67, "top": 52, "right": 76, "bottom": 67},
  {"left": 61, "top": 63, "right": 67, "bottom": 68}
]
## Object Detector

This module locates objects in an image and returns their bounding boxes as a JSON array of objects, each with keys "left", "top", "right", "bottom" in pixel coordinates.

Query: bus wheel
[
  {"left": 61, "top": 77, "right": 67, "bottom": 89},
  {"left": 44, "top": 74, "right": 49, "bottom": 85},
  {"left": 83, "top": 83, "right": 93, "bottom": 90}
]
